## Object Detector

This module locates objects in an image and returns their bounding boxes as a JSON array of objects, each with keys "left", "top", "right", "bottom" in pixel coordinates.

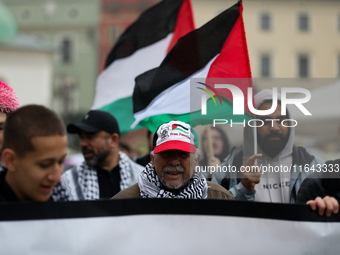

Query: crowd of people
[{"left": 0, "top": 79, "right": 338, "bottom": 217}]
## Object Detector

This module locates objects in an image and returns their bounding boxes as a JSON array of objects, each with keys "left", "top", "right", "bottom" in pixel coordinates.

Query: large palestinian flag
[
  {"left": 92, "top": 0, "right": 195, "bottom": 134},
  {"left": 132, "top": 1, "right": 253, "bottom": 132}
]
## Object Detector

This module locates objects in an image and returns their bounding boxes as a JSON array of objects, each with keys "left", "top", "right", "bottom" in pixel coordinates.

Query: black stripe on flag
[
  {"left": 133, "top": 1, "right": 240, "bottom": 113},
  {"left": 0, "top": 199, "right": 339, "bottom": 222},
  {"left": 105, "top": 0, "right": 184, "bottom": 68}
]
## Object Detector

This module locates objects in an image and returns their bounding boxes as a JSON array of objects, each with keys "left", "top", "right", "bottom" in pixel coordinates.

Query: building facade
[
  {"left": 3, "top": 0, "right": 100, "bottom": 114},
  {"left": 0, "top": 1, "right": 54, "bottom": 108},
  {"left": 192, "top": 0, "right": 340, "bottom": 79}
]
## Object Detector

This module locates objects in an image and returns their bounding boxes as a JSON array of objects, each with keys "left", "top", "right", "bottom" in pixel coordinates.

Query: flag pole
[
  {"left": 206, "top": 125, "right": 214, "bottom": 174},
  {"left": 253, "top": 124, "right": 257, "bottom": 165},
  {"left": 253, "top": 124, "right": 257, "bottom": 154}
]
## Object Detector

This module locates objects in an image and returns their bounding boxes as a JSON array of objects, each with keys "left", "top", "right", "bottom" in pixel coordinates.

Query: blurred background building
[
  {"left": 0, "top": 1, "right": 54, "bottom": 107},
  {"left": 194, "top": 0, "right": 340, "bottom": 80},
  {"left": 2, "top": 0, "right": 100, "bottom": 115}
]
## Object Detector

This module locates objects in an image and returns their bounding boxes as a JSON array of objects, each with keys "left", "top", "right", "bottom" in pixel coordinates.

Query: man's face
[
  {"left": 0, "top": 112, "right": 7, "bottom": 150},
  {"left": 9, "top": 135, "right": 67, "bottom": 202},
  {"left": 257, "top": 102, "right": 289, "bottom": 158},
  {"left": 203, "top": 128, "right": 224, "bottom": 156},
  {"left": 79, "top": 130, "right": 111, "bottom": 168},
  {"left": 151, "top": 149, "right": 198, "bottom": 191}
]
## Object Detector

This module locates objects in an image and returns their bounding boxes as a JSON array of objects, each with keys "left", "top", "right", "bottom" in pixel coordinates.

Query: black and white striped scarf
[
  {"left": 139, "top": 163, "right": 208, "bottom": 199},
  {"left": 52, "top": 151, "right": 134, "bottom": 201}
]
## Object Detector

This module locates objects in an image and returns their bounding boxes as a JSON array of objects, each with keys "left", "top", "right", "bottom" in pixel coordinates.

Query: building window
[
  {"left": 20, "top": 9, "right": 31, "bottom": 20},
  {"left": 298, "top": 13, "right": 309, "bottom": 32},
  {"left": 260, "top": 54, "right": 271, "bottom": 77},
  {"left": 260, "top": 13, "right": 271, "bottom": 31},
  {"left": 55, "top": 75, "right": 78, "bottom": 114},
  {"left": 298, "top": 54, "right": 309, "bottom": 78},
  {"left": 60, "top": 37, "right": 73, "bottom": 64},
  {"left": 68, "top": 8, "right": 78, "bottom": 18}
]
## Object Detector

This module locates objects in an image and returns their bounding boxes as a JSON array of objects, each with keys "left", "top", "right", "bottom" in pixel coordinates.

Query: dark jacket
[
  {"left": 296, "top": 159, "right": 340, "bottom": 204},
  {"left": 0, "top": 168, "right": 20, "bottom": 202}
]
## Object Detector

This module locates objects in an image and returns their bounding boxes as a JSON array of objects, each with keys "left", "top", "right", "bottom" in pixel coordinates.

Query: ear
[
  {"left": 109, "top": 133, "right": 119, "bottom": 148},
  {"left": 2, "top": 148, "right": 18, "bottom": 172},
  {"left": 150, "top": 152, "right": 155, "bottom": 168},
  {"left": 195, "top": 153, "right": 200, "bottom": 164}
]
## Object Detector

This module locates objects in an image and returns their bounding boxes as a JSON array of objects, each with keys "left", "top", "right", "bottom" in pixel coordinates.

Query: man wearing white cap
[{"left": 113, "top": 120, "right": 234, "bottom": 199}]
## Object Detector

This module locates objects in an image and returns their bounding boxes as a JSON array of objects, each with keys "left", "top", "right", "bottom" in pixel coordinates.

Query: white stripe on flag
[
  {"left": 131, "top": 55, "right": 218, "bottom": 128},
  {"left": 92, "top": 33, "right": 173, "bottom": 109}
]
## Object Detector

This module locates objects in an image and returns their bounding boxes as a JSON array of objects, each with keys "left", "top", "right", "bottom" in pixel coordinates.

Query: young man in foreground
[{"left": 0, "top": 105, "right": 67, "bottom": 202}]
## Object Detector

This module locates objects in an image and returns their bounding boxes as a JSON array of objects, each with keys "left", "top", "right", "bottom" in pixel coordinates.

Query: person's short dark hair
[{"left": 2, "top": 105, "right": 66, "bottom": 157}]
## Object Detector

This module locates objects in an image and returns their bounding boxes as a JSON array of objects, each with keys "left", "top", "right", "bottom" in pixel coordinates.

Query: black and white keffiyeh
[
  {"left": 118, "top": 151, "right": 133, "bottom": 190},
  {"left": 139, "top": 163, "right": 208, "bottom": 199},
  {"left": 52, "top": 151, "right": 138, "bottom": 200},
  {"left": 51, "top": 181, "right": 71, "bottom": 201}
]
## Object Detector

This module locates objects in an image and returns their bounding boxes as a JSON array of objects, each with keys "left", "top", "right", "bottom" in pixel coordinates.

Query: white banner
[{"left": 0, "top": 199, "right": 339, "bottom": 254}]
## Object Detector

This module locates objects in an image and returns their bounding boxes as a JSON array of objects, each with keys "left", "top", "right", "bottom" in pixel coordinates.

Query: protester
[
  {"left": 0, "top": 105, "right": 67, "bottom": 202},
  {"left": 199, "top": 125, "right": 230, "bottom": 180},
  {"left": 211, "top": 89, "right": 324, "bottom": 203},
  {"left": 0, "top": 80, "right": 20, "bottom": 152},
  {"left": 53, "top": 110, "right": 143, "bottom": 200},
  {"left": 113, "top": 120, "right": 234, "bottom": 199},
  {"left": 296, "top": 161, "right": 340, "bottom": 217}
]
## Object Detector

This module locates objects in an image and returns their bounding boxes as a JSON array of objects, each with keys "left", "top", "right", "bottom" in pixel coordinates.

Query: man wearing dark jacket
[
  {"left": 52, "top": 110, "right": 143, "bottom": 201},
  {"left": 296, "top": 160, "right": 339, "bottom": 216}
]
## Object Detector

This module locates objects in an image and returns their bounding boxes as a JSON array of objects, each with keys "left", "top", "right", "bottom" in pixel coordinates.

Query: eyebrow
[{"left": 39, "top": 153, "right": 67, "bottom": 162}]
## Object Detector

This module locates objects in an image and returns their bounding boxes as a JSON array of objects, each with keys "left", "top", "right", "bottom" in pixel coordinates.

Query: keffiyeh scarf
[
  {"left": 52, "top": 151, "right": 134, "bottom": 201},
  {"left": 139, "top": 163, "right": 208, "bottom": 199}
]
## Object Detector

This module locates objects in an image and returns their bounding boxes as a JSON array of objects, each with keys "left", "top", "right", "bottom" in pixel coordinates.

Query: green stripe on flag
[
  {"left": 99, "top": 96, "right": 144, "bottom": 134},
  {"left": 173, "top": 127, "right": 189, "bottom": 134},
  {"left": 137, "top": 96, "right": 253, "bottom": 133}
]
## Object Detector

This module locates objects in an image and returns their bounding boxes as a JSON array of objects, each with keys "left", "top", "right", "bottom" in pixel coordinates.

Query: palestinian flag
[
  {"left": 92, "top": 0, "right": 195, "bottom": 134},
  {"left": 132, "top": 1, "right": 253, "bottom": 132},
  {"left": 172, "top": 123, "right": 189, "bottom": 134}
]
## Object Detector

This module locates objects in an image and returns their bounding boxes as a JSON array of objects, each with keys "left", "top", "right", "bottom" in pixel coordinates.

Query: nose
[
  {"left": 47, "top": 164, "right": 63, "bottom": 183},
  {"left": 79, "top": 137, "right": 89, "bottom": 148},
  {"left": 168, "top": 152, "right": 180, "bottom": 166},
  {"left": 270, "top": 120, "right": 281, "bottom": 131}
]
